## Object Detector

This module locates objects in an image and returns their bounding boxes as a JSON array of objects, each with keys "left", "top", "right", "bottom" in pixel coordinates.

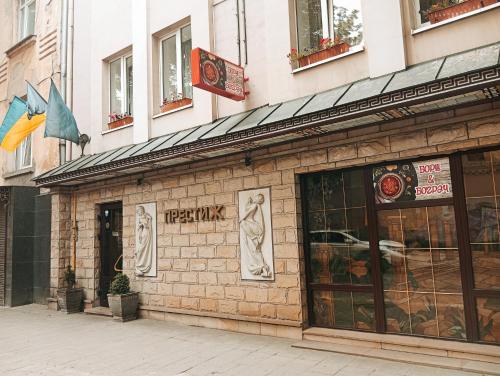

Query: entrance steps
[
  {"left": 84, "top": 306, "right": 112, "bottom": 317},
  {"left": 294, "top": 327, "right": 500, "bottom": 375}
]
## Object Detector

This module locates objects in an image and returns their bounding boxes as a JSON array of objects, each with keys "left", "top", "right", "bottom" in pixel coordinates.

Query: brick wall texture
[{"left": 50, "top": 101, "right": 500, "bottom": 337}]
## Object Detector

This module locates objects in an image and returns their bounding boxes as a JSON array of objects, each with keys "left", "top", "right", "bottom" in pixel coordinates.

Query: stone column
[{"left": 48, "top": 189, "right": 72, "bottom": 308}]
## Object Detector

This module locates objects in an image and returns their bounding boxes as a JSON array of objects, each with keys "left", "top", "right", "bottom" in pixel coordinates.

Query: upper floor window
[
  {"left": 18, "top": 0, "right": 36, "bottom": 40},
  {"left": 160, "top": 24, "right": 192, "bottom": 113},
  {"left": 108, "top": 54, "right": 133, "bottom": 129},
  {"left": 15, "top": 134, "right": 32, "bottom": 170},
  {"left": 293, "top": 0, "right": 362, "bottom": 67},
  {"left": 413, "top": 0, "right": 498, "bottom": 28}
]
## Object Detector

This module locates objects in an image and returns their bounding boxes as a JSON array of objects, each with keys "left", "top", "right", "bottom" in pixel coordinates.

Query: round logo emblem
[
  {"left": 378, "top": 173, "right": 404, "bottom": 200},
  {"left": 202, "top": 60, "right": 219, "bottom": 85}
]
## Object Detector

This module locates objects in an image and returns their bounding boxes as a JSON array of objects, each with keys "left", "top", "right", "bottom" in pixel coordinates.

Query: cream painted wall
[
  {"left": 0, "top": 0, "right": 61, "bottom": 186},
  {"left": 401, "top": 3, "right": 500, "bottom": 66},
  {"left": 72, "top": 0, "right": 500, "bottom": 157}
]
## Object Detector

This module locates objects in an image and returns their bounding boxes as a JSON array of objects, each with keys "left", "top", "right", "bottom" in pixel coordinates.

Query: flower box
[
  {"left": 160, "top": 98, "right": 192, "bottom": 113},
  {"left": 298, "top": 42, "right": 350, "bottom": 67},
  {"left": 108, "top": 116, "right": 133, "bottom": 130},
  {"left": 427, "top": 0, "right": 495, "bottom": 24}
]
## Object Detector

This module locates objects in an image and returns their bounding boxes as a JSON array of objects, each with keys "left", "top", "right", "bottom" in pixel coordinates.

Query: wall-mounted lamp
[{"left": 244, "top": 152, "right": 252, "bottom": 167}]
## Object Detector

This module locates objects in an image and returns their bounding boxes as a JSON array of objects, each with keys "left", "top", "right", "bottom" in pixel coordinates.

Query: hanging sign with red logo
[
  {"left": 373, "top": 158, "right": 452, "bottom": 204},
  {"left": 191, "top": 48, "right": 246, "bottom": 101}
]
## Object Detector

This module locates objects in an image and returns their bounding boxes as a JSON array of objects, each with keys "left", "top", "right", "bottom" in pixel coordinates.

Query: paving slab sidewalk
[{"left": 0, "top": 305, "right": 479, "bottom": 376}]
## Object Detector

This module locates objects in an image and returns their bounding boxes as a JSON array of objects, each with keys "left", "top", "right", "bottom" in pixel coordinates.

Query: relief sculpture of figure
[
  {"left": 135, "top": 205, "right": 153, "bottom": 276},
  {"left": 239, "top": 193, "right": 271, "bottom": 278}
]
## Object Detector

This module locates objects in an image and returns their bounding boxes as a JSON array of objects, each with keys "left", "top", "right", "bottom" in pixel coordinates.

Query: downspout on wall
[{"left": 59, "top": 0, "right": 69, "bottom": 165}]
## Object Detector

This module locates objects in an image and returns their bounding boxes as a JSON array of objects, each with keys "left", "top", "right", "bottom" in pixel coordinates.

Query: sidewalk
[{"left": 0, "top": 305, "right": 478, "bottom": 376}]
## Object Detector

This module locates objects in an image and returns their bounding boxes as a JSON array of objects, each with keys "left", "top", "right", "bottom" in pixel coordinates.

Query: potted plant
[
  {"left": 57, "top": 265, "right": 83, "bottom": 314},
  {"left": 108, "top": 112, "right": 133, "bottom": 129},
  {"left": 287, "top": 37, "right": 350, "bottom": 68},
  {"left": 287, "top": 48, "right": 305, "bottom": 67},
  {"left": 160, "top": 93, "right": 192, "bottom": 113},
  {"left": 107, "top": 273, "right": 139, "bottom": 322},
  {"left": 426, "top": 0, "right": 495, "bottom": 24}
]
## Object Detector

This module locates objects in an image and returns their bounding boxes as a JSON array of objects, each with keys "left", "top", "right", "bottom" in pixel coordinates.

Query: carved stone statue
[
  {"left": 239, "top": 193, "right": 271, "bottom": 278},
  {"left": 135, "top": 205, "right": 153, "bottom": 276}
]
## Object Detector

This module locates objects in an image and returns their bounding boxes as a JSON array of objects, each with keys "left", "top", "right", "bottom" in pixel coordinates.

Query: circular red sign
[
  {"left": 202, "top": 60, "right": 219, "bottom": 85},
  {"left": 378, "top": 173, "right": 404, "bottom": 200}
]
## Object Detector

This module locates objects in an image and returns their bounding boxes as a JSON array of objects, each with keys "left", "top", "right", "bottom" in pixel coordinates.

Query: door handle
[{"left": 113, "top": 254, "right": 123, "bottom": 272}]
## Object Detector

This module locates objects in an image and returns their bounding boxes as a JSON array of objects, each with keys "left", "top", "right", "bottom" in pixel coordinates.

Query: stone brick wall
[
  {"left": 50, "top": 191, "right": 72, "bottom": 297},
  {"left": 52, "top": 100, "right": 500, "bottom": 337}
]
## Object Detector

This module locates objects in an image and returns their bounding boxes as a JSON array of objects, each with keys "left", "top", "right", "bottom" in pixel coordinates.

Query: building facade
[
  {"left": 0, "top": 0, "right": 61, "bottom": 306},
  {"left": 36, "top": 0, "right": 500, "bottom": 360}
]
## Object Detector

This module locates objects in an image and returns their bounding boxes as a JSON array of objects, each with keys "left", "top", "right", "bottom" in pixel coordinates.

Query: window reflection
[
  {"left": 307, "top": 170, "right": 370, "bottom": 287},
  {"left": 463, "top": 151, "right": 500, "bottom": 291},
  {"left": 295, "top": 0, "right": 363, "bottom": 55},
  {"left": 378, "top": 205, "right": 465, "bottom": 339},
  {"left": 305, "top": 169, "right": 374, "bottom": 331}
]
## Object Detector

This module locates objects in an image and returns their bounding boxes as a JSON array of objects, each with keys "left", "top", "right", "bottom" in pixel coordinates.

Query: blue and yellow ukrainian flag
[{"left": 0, "top": 83, "right": 47, "bottom": 152}]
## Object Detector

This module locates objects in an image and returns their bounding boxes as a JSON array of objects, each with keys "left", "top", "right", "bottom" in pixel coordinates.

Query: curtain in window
[
  {"left": 181, "top": 25, "right": 192, "bottom": 100},
  {"left": 126, "top": 56, "right": 133, "bottom": 115},
  {"left": 109, "top": 59, "right": 122, "bottom": 115},
  {"left": 15, "top": 135, "right": 31, "bottom": 170},
  {"left": 162, "top": 36, "right": 178, "bottom": 101},
  {"left": 296, "top": 0, "right": 324, "bottom": 54}
]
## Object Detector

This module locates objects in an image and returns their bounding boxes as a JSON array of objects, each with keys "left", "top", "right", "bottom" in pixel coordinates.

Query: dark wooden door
[{"left": 99, "top": 202, "right": 123, "bottom": 307}]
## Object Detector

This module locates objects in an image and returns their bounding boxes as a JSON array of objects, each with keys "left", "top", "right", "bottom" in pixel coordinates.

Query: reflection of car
[{"left": 309, "top": 230, "right": 405, "bottom": 260}]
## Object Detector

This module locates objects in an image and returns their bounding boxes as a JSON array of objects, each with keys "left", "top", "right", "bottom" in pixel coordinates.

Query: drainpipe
[
  {"left": 59, "top": 0, "right": 69, "bottom": 165},
  {"left": 66, "top": 0, "right": 74, "bottom": 162}
]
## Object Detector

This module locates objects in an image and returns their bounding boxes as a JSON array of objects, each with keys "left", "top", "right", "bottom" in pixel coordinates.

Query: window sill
[
  {"left": 3, "top": 166, "right": 35, "bottom": 179},
  {"left": 153, "top": 103, "right": 193, "bottom": 119},
  {"left": 411, "top": 3, "right": 500, "bottom": 35},
  {"left": 291, "top": 45, "right": 365, "bottom": 74},
  {"left": 101, "top": 122, "right": 133, "bottom": 135},
  {"left": 5, "top": 35, "right": 36, "bottom": 58}
]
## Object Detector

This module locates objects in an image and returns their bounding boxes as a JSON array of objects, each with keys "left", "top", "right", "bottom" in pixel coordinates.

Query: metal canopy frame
[{"left": 34, "top": 43, "right": 500, "bottom": 187}]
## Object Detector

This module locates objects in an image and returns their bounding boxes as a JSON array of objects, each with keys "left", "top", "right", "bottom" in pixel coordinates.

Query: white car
[{"left": 309, "top": 230, "right": 405, "bottom": 261}]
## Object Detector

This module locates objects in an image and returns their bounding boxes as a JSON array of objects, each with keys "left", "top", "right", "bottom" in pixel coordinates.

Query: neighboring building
[
  {"left": 0, "top": 0, "right": 62, "bottom": 306},
  {"left": 36, "top": 0, "right": 500, "bottom": 364}
]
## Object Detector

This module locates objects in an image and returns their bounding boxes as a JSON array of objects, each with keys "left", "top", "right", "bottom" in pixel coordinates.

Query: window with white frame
[
  {"left": 15, "top": 134, "right": 32, "bottom": 170},
  {"left": 18, "top": 0, "right": 36, "bottom": 40},
  {"left": 109, "top": 54, "right": 133, "bottom": 119},
  {"left": 161, "top": 24, "right": 192, "bottom": 106},
  {"left": 411, "top": 0, "right": 497, "bottom": 28},
  {"left": 295, "top": 0, "right": 363, "bottom": 55}
]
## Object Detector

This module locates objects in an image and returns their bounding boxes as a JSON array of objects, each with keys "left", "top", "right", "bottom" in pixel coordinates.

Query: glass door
[{"left": 303, "top": 169, "right": 376, "bottom": 331}]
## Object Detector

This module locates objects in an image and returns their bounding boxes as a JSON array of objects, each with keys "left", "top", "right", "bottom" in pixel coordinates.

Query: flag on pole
[
  {"left": 0, "top": 86, "right": 47, "bottom": 152},
  {"left": 27, "top": 81, "right": 47, "bottom": 117},
  {"left": 44, "top": 79, "right": 80, "bottom": 145}
]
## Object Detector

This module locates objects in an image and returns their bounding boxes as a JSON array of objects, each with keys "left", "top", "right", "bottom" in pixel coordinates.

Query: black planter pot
[
  {"left": 107, "top": 292, "right": 139, "bottom": 322},
  {"left": 57, "top": 288, "right": 83, "bottom": 314}
]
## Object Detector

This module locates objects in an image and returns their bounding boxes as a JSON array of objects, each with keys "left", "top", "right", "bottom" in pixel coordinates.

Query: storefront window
[
  {"left": 378, "top": 206, "right": 465, "bottom": 339},
  {"left": 303, "top": 153, "right": 500, "bottom": 344},
  {"left": 304, "top": 169, "right": 375, "bottom": 331},
  {"left": 463, "top": 150, "right": 500, "bottom": 343}
]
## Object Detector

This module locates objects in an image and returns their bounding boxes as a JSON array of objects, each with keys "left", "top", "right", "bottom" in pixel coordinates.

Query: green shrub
[
  {"left": 64, "top": 265, "right": 76, "bottom": 288},
  {"left": 109, "top": 273, "right": 131, "bottom": 295}
]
